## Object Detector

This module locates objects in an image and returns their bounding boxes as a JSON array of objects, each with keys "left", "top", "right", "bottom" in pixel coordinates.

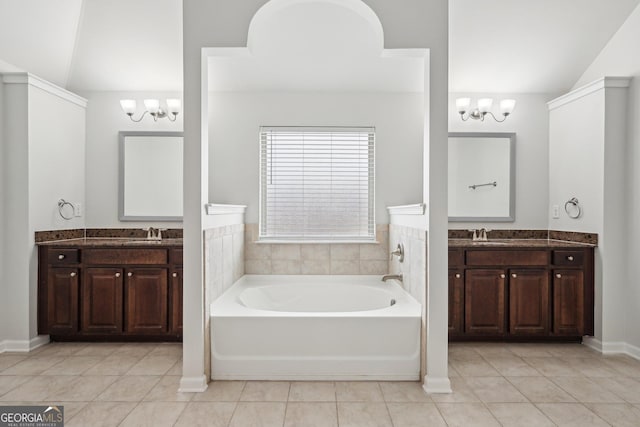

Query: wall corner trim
[
  {"left": 547, "top": 76, "right": 631, "bottom": 111},
  {"left": 2, "top": 72, "right": 88, "bottom": 108},
  {"left": 179, "top": 375, "right": 209, "bottom": 393},
  {"left": 422, "top": 376, "right": 452, "bottom": 394}
]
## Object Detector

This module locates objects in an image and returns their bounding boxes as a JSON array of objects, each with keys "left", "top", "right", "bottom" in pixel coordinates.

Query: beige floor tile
[
  {"left": 464, "top": 377, "right": 528, "bottom": 403},
  {"left": 603, "top": 356, "right": 640, "bottom": 377},
  {"left": 42, "top": 356, "right": 104, "bottom": 375},
  {"left": 73, "top": 343, "right": 124, "bottom": 357},
  {"left": 508, "top": 344, "right": 554, "bottom": 358},
  {"left": 147, "top": 343, "right": 182, "bottom": 356},
  {"left": 31, "top": 343, "right": 88, "bottom": 357},
  {"left": 507, "top": 376, "right": 576, "bottom": 403},
  {"left": 450, "top": 359, "right": 501, "bottom": 377},
  {"left": 229, "top": 402, "right": 286, "bottom": 427},
  {"left": 487, "top": 403, "right": 555, "bottom": 426},
  {"left": 143, "top": 375, "right": 194, "bottom": 402},
  {"left": 119, "top": 401, "right": 187, "bottom": 427},
  {"left": 570, "top": 357, "right": 622, "bottom": 377},
  {"left": 42, "top": 401, "right": 89, "bottom": 421},
  {"left": 449, "top": 346, "right": 483, "bottom": 361},
  {"left": 551, "top": 376, "right": 624, "bottom": 403},
  {"left": 586, "top": 403, "right": 640, "bottom": 427},
  {"left": 165, "top": 359, "right": 182, "bottom": 376},
  {"left": 336, "top": 402, "right": 392, "bottom": 427},
  {"left": 386, "top": 402, "right": 446, "bottom": 427},
  {"left": 192, "top": 381, "right": 245, "bottom": 402},
  {"left": 436, "top": 402, "right": 500, "bottom": 427},
  {"left": 66, "top": 401, "right": 136, "bottom": 427},
  {"left": 0, "top": 375, "right": 33, "bottom": 397},
  {"left": 431, "top": 377, "right": 479, "bottom": 403},
  {"left": 546, "top": 344, "right": 602, "bottom": 358},
  {"left": 472, "top": 344, "right": 517, "bottom": 358},
  {"left": 240, "top": 381, "right": 290, "bottom": 401},
  {"left": 335, "top": 381, "right": 384, "bottom": 402},
  {"left": 379, "top": 381, "right": 431, "bottom": 402},
  {"left": 49, "top": 375, "right": 118, "bottom": 401},
  {"left": 83, "top": 355, "right": 142, "bottom": 375},
  {"left": 0, "top": 376, "right": 76, "bottom": 401},
  {"left": 0, "top": 355, "right": 27, "bottom": 372},
  {"left": 523, "top": 357, "right": 581, "bottom": 376},
  {"left": 0, "top": 356, "right": 66, "bottom": 375},
  {"left": 485, "top": 355, "right": 541, "bottom": 376},
  {"left": 116, "top": 343, "right": 158, "bottom": 358},
  {"left": 288, "top": 381, "right": 335, "bottom": 401},
  {"left": 284, "top": 402, "right": 338, "bottom": 427},
  {"left": 96, "top": 375, "right": 161, "bottom": 401},
  {"left": 448, "top": 362, "right": 460, "bottom": 377},
  {"left": 126, "top": 355, "right": 179, "bottom": 375},
  {"left": 537, "top": 403, "right": 610, "bottom": 426},
  {"left": 174, "top": 402, "right": 236, "bottom": 427},
  {"left": 590, "top": 376, "right": 640, "bottom": 403}
]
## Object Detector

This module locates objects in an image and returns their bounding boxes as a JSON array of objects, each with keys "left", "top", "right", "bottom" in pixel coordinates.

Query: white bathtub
[{"left": 210, "top": 275, "right": 421, "bottom": 380}]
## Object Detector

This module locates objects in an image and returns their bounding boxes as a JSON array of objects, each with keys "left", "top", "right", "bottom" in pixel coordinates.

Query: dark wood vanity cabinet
[
  {"left": 39, "top": 244, "right": 183, "bottom": 341},
  {"left": 448, "top": 245, "right": 594, "bottom": 341}
]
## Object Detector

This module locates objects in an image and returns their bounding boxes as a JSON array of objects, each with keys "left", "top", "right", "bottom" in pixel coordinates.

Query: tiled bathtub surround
[
  {"left": 204, "top": 224, "right": 245, "bottom": 378},
  {"left": 244, "top": 224, "right": 389, "bottom": 275},
  {"left": 388, "top": 225, "right": 426, "bottom": 305}
]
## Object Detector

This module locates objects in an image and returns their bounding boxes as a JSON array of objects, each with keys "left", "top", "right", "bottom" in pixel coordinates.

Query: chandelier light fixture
[
  {"left": 456, "top": 97, "right": 516, "bottom": 122},
  {"left": 120, "top": 99, "right": 181, "bottom": 122}
]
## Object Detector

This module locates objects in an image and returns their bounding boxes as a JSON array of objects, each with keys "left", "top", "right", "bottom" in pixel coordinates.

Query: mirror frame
[
  {"left": 118, "top": 131, "right": 184, "bottom": 222},
  {"left": 448, "top": 132, "right": 516, "bottom": 222}
]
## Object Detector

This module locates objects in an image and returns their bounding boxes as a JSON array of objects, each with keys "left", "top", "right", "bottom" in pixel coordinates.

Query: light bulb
[
  {"left": 477, "top": 98, "right": 493, "bottom": 113},
  {"left": 120, "top": 99, "right": 136, "bottom": 115},
  {"left": 499, "top": 99, "right": 516, "bottom": 116},
  {"left": 144, "top": 99, "right": 160, "bottom": 114},
  {"left": 456, "top": 98, "right": 471, "bottom": 114},
  {"left": 166, "top": 99, "right": 181, "bottom": 115}
]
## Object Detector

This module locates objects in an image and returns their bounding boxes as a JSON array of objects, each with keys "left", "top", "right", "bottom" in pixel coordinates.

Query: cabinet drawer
[
  {"left": 449, "top": 249, "right": 463, "bottom": 267},
  {"left": 466, "top": 250, "right": 547, "bottom": 266},
  {"left": 170, "top": 248, "right": 183, "bottom": 265},
  {"left": 552, "top": 250, "right": 584, "bottom": 267},
  {"left": 48, "top": 249, "right": 80, "bottom": 264},
  {"left": 83, "top": 249, "right": 168, "bottom": 265}
]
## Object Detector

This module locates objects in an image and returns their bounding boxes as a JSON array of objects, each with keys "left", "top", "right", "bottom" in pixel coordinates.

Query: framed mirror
[
  {"left": 448, "top": 132, "right": 515, "bottom": 222},
  {"left": 119, "top": 131, "right": 183, "bottom": 221}
]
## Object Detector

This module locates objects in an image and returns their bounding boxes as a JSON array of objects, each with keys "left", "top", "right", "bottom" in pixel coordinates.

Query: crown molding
[
  {"left": 2, "top": 72, "right": 87, "bottom": 108},
  {"left": 548, "top": 77, "right": 631, "bottom": 111}
]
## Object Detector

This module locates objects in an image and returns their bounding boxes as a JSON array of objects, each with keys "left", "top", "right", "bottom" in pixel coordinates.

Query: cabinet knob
[
  {"left": 172, "top": 272, "right": 178, "bottom": 278},
  {"left": 115, "top": 272, "right": 121, "bottom": 278},
  {"left": 567, "top": 256, "right": 574, "bottom": 261},
  {"left": 512, "top": 273, "right": 517, "bottom": 278},
  {"left": 556, "top": 273, "right": 562, "bottom": 279},
  {"left": 70, "top": 272, "right": 76, "bottom": 277},
  {"left": 500, "top": 274, "right": 505, "bottom": 279},
  {"left": 127, "top": 272, "right": 133, "bottom": 277},
  {"left": 58, "top": 254, "right": 65, "bottom": 260}
]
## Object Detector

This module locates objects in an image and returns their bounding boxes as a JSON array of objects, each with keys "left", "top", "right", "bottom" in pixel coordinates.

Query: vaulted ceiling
[{"left": 0, "top": 0, "right": 638, "bottom": 94}]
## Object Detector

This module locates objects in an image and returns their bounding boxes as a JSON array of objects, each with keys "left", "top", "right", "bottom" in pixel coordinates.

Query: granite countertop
[
  {"left": 448, "top": 238, "right": 596, "bottom": 248},
  {"left": 36, "top": 238, "right": 183, "bottom": 247}
]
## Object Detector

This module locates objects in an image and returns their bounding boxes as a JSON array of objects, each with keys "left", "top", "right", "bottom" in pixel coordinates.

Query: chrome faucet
[
  {"left": 469, "top": 228, "right": 490, "bottom": 241},
  {"left": 144, "top": 227, "right": 164, "bottom": 240},
  {"left": 382, "top": 273, "right": 403, "bottom": 283}
]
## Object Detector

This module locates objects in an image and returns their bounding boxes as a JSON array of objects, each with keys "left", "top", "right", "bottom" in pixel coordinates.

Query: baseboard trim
[
  {"left": 179, "top": 375, "right": 209, "bottom": 393},
  {"left": 422, "top": 375, "right": 452, "bottom": 394},
  {"left": 0, "top": 335, "right": 50, "bottom": 353},
  {"left": 583, "top": 337, "right": 640, "bottom": 360}
]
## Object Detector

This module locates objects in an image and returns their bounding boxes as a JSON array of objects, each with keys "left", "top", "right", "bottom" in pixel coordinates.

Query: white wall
[
  {"left": 571, "top": 2, "right": 640, "bottom": 352},
  {"left": 448, "top": 93, "right": 552, "bottom": 229},
  {"left": 81, "top": 91, "right": 183, "bottom": 228},
  {"left": 209, "top": 91, "right": 424, "bottom": 224},
  {"left": 0, "top": 77, "right": 5, "bottom": 341}
]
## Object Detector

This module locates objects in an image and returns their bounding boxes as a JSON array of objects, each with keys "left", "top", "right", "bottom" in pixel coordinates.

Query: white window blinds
[{"left": 260, "top": 126, "right": 375, "bottom": 242}]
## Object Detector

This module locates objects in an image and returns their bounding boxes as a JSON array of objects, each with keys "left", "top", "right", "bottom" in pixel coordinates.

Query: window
[{"left": 260, "top": 126, "right": 375, "bottom": 242}]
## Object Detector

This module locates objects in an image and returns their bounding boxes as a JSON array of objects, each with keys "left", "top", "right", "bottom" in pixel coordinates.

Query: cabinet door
[
  {"left": 465, "top": 269, "right": 506, "bottom": 335},
  {"left": 509, "top": 269, "right": 549, "bottom": 336},
  {"left": 448, "top": 270, "right": 464, "bottom": 335},
  {"left": 552, "top": 270, "right": 584, "bottom": 336},
  {"left": 125, "top": 268, "right": 168, "bottom": 334},
  {"left": 170, "top": 269, "right": 183, "bottom": 335},
  {"left": 47, "top": 268, "right": 79, "bottom": 334},
  {"left": 82, "top": 268, "right": 123, "bottom": 333}
]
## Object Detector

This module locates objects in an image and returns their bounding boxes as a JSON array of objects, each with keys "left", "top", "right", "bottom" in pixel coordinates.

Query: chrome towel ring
[
  {"left": 58, "top": 199, "right": 75, "bottom": 220},
  {"left": 564, "top": 197, "right": 581, "bottom": 219}
]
